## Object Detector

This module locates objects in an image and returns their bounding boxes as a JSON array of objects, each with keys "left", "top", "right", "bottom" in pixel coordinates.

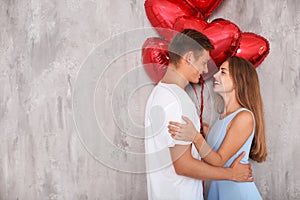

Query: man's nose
[{"left": 203, "top": 64, "right": 208, "bottom": 74}]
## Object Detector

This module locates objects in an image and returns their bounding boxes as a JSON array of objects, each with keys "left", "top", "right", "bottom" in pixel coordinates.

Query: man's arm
[{"left": 169, "top": 144, "right": 253, "bottom": 181}]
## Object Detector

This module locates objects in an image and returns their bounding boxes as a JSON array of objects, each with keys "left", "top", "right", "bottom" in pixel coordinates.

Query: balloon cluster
[{"left": 142, "top": 0, "right": 270, "bottom": 83}]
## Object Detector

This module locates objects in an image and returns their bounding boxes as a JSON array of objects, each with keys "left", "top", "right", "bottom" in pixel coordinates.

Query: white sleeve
[
  {"left": 164, "top": 101, "right": 192, "bottom": 147},
  {"left": 148, "top": 99, "right": 192, "bottom": 148}
]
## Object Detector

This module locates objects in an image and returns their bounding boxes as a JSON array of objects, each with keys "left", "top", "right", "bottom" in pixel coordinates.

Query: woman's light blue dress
[{"left": 206, "top": 108, "right": 263, "bottom": 200}]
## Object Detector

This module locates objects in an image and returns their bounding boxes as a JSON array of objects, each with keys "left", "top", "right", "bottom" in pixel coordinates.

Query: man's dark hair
[{"left": 168, "top": 29, "right": 214, "bottom": 65}]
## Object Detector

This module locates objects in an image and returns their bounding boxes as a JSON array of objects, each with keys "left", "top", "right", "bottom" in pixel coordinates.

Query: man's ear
[{"left": 183, "top": 51, "right": 193, "bottom": 63}]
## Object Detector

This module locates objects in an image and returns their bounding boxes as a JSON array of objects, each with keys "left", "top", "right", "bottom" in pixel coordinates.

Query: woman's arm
[{"left": 168, "top": 111, "right": 254, "bottom": 167}]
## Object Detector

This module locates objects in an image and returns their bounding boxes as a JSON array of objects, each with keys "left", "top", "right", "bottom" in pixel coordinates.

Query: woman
[{"left": 168, "top": 56, "right": 267, "bottom": 200}]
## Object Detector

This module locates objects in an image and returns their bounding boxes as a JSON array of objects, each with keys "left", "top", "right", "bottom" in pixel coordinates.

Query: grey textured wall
[{"left": 0, "top": 0, "right": 299, "bottom": 199}]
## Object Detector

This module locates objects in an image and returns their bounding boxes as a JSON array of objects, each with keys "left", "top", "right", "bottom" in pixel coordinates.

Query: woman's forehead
[{"left": 220, "top": 61, "right": 229, "bottom": 69}]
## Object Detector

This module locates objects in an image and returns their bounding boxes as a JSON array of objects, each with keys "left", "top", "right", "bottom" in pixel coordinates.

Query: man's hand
[{"left": 229, "top": 151, "right": 254, "bottom": 182}]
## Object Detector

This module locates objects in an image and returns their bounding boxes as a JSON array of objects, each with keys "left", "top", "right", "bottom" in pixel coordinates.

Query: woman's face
[{"left": 213, "top": 61, "right": 235, "bottom": 94}]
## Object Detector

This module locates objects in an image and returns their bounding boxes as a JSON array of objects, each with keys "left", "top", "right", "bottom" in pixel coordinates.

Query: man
[{"left": 145, "top": 29, "right": 253, "bottom": 200}]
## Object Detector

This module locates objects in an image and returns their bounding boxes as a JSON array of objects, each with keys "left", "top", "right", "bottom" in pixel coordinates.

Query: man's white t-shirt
[{"left": 145, "top": 82, "right": 203, "bottom": 200}]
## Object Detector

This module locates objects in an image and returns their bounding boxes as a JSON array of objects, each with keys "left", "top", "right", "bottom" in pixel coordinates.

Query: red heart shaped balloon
[
  {"left": 234, "top": 32, "right": 270, "bottom": 67},
  {"left": 142, "top": 38, "right": 170, "bottom": 83},
  {"left": 175, "top": 18, "right": 241, "bottom": 67},
  {"left": 173, "top": 16, "right": 217, "bottom": 80},
  {"left": 173, "top": 16, "right": 207, "bottom": 33},
  {"left": 144, "top": 0, "right": 202, "bottom": 40},
  {"left": 184, "top": 0, "right": 223, "bottom": 19},
  {"left": 203, "top": 18, "right": 241, "bottom": 67}
]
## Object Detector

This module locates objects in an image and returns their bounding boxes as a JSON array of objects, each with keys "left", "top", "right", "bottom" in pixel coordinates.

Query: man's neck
[{"left": 160, "top": 64, "right": 189, "bottom": 89}]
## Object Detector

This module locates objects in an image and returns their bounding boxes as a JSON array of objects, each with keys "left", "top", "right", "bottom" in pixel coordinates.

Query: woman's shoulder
[{"left": 231, "top": 109, "right": 254, "bottom": 128}]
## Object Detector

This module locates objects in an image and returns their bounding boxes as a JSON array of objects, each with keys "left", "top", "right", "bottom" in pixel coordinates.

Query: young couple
[{"left": 144, "top": 29, "right": 267, "bottom": 200}]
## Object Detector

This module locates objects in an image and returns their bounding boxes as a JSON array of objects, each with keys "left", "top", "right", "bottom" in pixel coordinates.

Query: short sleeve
[
  {"left": 164, "top": 101, "right": 192, "bottom": 147},
  {"left": 147, "top": 101, "right": 192, "bottom": 149}
]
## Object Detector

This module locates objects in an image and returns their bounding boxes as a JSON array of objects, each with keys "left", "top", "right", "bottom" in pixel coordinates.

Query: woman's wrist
[{"left": 193, "top": 131, "right": 204, "bottom": 145}]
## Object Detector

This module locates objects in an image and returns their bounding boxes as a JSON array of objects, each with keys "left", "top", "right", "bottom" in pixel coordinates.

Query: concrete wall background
[{"left": 0, "top": 0, "right": 299, "bottom": 199}]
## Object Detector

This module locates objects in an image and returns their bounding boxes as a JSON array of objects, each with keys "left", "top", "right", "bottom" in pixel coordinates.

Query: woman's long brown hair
[{"left": 229, "top": 56, "right": 267, "bottom": 162}]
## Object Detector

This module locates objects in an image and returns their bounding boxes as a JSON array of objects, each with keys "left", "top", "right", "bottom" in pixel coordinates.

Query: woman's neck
[{"left": 221, "top": 93, "right": 242, "bottom": 116}]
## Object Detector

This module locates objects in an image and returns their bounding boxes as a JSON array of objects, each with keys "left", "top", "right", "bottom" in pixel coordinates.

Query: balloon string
[
  {"left": 192, "top": 77, "right": 206, "bottom": 198},
  {"left": 199, "top": 77, "right": 205, "bottom": 136},
  {"left": 192, "top": 76, "right": 205, "bottom": 137}
]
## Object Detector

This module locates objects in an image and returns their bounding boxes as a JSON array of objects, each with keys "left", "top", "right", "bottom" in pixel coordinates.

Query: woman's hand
[{"left": 168, "top": 116, "right": 198, "bottom": 142}]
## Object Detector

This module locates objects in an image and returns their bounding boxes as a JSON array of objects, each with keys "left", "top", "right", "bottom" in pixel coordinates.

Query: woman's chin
[{"left": 213, "top": 87, "right": 219, "bottom": 93}]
